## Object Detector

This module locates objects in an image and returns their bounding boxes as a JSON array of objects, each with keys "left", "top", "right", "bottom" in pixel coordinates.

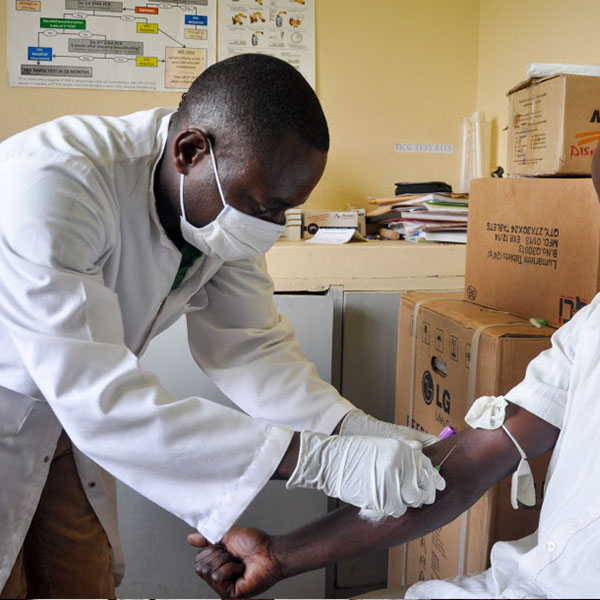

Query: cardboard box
[
  {"left": 388, "top": 292, "right": 554, "bottom": 587},
  {"left": 507, "top": 74, "right": 600, "bottom": 176},
  {"left": 465, "top": 178, "right": 600, "bottom": 328},
  {"left": 302, "top": 209, "right": 366, "bottom": 238},
  {"left": 281, "top": 208, "right": 302, "bottom": 241}
]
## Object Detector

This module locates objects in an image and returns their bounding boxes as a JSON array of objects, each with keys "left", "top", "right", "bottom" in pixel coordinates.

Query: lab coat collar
[{"left": 148, "top": 110, "right": 178, "bottom": 251}]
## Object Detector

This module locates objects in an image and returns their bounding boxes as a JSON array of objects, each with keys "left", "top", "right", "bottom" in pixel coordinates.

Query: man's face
[{"left": 182, "top": 130, "right": 327, "bottom": 228}]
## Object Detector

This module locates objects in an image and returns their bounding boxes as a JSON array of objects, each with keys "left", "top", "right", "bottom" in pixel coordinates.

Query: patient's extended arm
[{"left": 189, "top": 403, "right": 559, "bottom": 599}]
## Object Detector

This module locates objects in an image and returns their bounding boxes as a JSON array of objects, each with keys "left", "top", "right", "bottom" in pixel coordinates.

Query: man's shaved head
[{"left": 174, "top": 54, "right": 329, "bottom": 158}]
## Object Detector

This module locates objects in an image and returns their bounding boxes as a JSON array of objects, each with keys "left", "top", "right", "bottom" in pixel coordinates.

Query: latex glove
[
  {"left": 340, "top": 409, "right": 440, "bottom": 450},
  {"left": 286, "top": 430, "right": 446, "bottom": 518}
]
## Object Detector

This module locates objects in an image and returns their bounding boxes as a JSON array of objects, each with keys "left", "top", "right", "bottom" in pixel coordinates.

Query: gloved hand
[
  {"left": 286, "top": 430, "right": 446, "bottom": 519},
  {"left": 339, "top": 408, "right": 440, "bottom": 449}
]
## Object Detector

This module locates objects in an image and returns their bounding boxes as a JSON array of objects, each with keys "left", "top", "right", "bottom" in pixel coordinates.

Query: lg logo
[
  {"left": 421, "top": 370, "right": 451, "bottom": 414},
  {"left": 422, "top": 370, "right": 434, "bottom": 405}
]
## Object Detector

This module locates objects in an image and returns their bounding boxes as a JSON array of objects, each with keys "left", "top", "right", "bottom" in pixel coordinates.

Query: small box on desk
[
  {"left": 302, "top": 209, "right": 366, "bottom": 238},
  {"left": 507, "top": 74, "right": 600, "bottom": 176},
  {"left": 465, "top": 178, "right": 600, "bottom": 328},
  {"left": 388, "top": 292, "right": 554, "bottom": 587}
]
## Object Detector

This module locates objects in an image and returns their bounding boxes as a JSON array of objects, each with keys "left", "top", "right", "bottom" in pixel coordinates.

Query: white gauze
[{"left": 465, "top": 396, "right": 536, "bottom": 508}]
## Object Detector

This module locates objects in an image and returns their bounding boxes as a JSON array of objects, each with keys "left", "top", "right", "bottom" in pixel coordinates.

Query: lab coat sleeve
[
  {"left": 0, "top": 158, "right": 293, "bottom": 543},
  {"left": 505, "top": 298, "right": 595, "bottom": 430},
  {"left": 186, "top": 256, "right": 355, "bottom": 434}
]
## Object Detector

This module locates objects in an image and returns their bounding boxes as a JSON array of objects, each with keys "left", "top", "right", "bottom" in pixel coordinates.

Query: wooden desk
[{"left": 266, "top": 239, "right": 466, "bottom": 292}]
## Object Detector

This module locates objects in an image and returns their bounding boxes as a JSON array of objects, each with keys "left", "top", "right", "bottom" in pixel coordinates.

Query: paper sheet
[{"left": 306, "top": 228, "right": 364, "bottom": 244}]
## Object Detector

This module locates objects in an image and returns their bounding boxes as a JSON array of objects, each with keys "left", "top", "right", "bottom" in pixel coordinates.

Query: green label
[{"left": 40, "top": 17, "right": 86, "bottom": 29}]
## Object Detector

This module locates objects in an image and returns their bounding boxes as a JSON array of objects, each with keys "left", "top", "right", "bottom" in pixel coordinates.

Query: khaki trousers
[{"left": 1, "top": 430, "right": 116, "bottom": 599}]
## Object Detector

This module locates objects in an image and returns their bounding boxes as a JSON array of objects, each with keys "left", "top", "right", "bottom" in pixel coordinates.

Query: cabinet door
[
  {"left": 116, "top": 290, "right": 340, "bottom": 599},
  {"left": 332, "top": 292, "right": 402, "bottom": 596}
]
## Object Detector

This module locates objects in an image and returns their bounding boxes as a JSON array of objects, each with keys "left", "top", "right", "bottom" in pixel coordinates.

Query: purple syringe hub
[{"left": 439, "top": 425, "right": 457, "bottom": 440}]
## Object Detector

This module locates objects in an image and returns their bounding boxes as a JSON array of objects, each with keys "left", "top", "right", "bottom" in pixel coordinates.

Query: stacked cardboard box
[
  {"left": 388, "top": 70, "right": 600, "bottom": 589},
  {"left": 467, "top": 69, "right": 600, "bottom": 327},
  {"left": 465, "top": 178, "right": 600, "bottom": 327},
  {"left": 507, "top": 74, "right": 600, "bottom": 177},
  {"left": 388, "top": 293, "right": 554, "bottom": 586},
  {"left": 390, "top": 185, "right": 600, "bottom": 584}
]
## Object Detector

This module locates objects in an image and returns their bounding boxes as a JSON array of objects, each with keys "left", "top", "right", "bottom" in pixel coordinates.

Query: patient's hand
[
  {"left": 188, "top": 404, "right": 560, "bottom": 598},
  {"left": 188, "top": 528, "right": 282, "bottom": 598}
]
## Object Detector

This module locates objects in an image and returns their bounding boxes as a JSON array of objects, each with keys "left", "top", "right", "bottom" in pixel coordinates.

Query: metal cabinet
[{"left": 116, "top": 289, "right": 342, "bottom": 599}]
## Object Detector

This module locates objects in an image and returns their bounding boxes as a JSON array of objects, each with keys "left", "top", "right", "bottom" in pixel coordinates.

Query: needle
[{"left": 435, "top": 444, "right": 458, "bottom": 472}]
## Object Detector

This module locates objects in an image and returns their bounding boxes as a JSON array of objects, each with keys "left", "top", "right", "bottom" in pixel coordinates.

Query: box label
[
  {"left": 511, "top": 92, "right": 549, "bottom": 166},
  {"left": 483, "top": 221, "right": 560, "bottom": 271},
  {"left": 558, "top": 295, "right": 588, "bottom": 324},
  {"left": 570, "top": 128, "right": 600, "bottom": 159},
  {"left": 421, "top": 369, "right": 451, "bottom": 428}
]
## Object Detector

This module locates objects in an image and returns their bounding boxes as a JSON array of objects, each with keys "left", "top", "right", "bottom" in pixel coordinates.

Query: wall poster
[
  {"left": 217, "top": 0, "right": 315, "bottom": 88},
  {"left": 7, "top": 0, "right": 217, "bottom": 91}
]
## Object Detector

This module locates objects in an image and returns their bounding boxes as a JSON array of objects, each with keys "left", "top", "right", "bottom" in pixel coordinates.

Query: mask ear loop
[
  {"left": 179, "top": 173, "right": 186, "bottom": 219},
  {"left": 206, "top": 138, "right": 227, "bottom": 209}
]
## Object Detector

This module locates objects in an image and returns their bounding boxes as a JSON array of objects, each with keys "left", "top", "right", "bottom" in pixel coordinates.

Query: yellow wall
[
  {"left": 476, "top": 0, "right": 600, "bottom": 170},
  {"left": 8, "top": 1, "right": 600, "bottom": 210},
  {"left": 314, "top": 0, "right": 480, "bottom": 208},
  {"left": 0, "top": 0, "right": 480, "bottom": 210}
]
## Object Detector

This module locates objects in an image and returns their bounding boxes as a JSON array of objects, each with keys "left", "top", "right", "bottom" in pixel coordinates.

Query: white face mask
[{"left": 179, "top": 139, "right": 285, "bottom": 261}]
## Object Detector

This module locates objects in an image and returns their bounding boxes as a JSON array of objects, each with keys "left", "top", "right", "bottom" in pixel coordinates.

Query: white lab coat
[
  {"left": 0, "top": 108, "right": 354, "bottom": 588},
  {"left": 405, "top": 293, "right": 600, "bottom": 599}
]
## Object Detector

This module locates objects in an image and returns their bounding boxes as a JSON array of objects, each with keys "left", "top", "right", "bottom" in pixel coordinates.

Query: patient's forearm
[
  {"left": 271, "top": 404, "right": 559, "bottom": 578},
  {"left": 272, "top": 425, "right": 521, "bottom": 579}
]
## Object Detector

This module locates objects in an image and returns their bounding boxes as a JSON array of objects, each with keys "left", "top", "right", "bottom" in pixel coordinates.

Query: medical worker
[
  {"left": 0, "top": 54, "right": 445, "bottom": 598},
  {"left": 191, "top": 146, "right": 600, "bottom": 600}
]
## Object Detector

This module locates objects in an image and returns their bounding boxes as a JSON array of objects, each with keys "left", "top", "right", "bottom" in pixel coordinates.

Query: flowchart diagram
[{"left": 8, "top": 0, "right": 217, "bottom": 91}]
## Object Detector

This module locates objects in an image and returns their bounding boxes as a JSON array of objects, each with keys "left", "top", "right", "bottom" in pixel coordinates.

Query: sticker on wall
[
  {"left": 395, "top": 143, "right": 454, "bottom": 154},
  {"left": 7, "top": 0, "right": 217, "bottom": 91}
]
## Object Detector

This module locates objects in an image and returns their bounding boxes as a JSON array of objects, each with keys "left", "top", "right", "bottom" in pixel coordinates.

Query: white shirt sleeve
[
  {"left": 186, "top": 256, "right": 355, "bottom": 434},
  {"left": 0, "top": 158, "right": 293, "bottom": 543},
  {"left": 505, "top": 297, "right": 595, "bottom": 430}
]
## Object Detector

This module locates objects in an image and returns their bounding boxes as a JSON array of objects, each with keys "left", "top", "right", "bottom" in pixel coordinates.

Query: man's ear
[{"left": 173, "top": 128, "right": 210, "bottom": 175}]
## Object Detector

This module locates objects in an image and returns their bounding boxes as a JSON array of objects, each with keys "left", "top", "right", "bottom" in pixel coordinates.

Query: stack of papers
[{"left": 366, "top": 193, "right": 468, "bottom": 243}]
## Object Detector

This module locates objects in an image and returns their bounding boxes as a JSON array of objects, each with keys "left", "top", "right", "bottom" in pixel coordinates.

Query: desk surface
[{"left": 265, "top": 239, "right": 466, "bottom": 292}]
